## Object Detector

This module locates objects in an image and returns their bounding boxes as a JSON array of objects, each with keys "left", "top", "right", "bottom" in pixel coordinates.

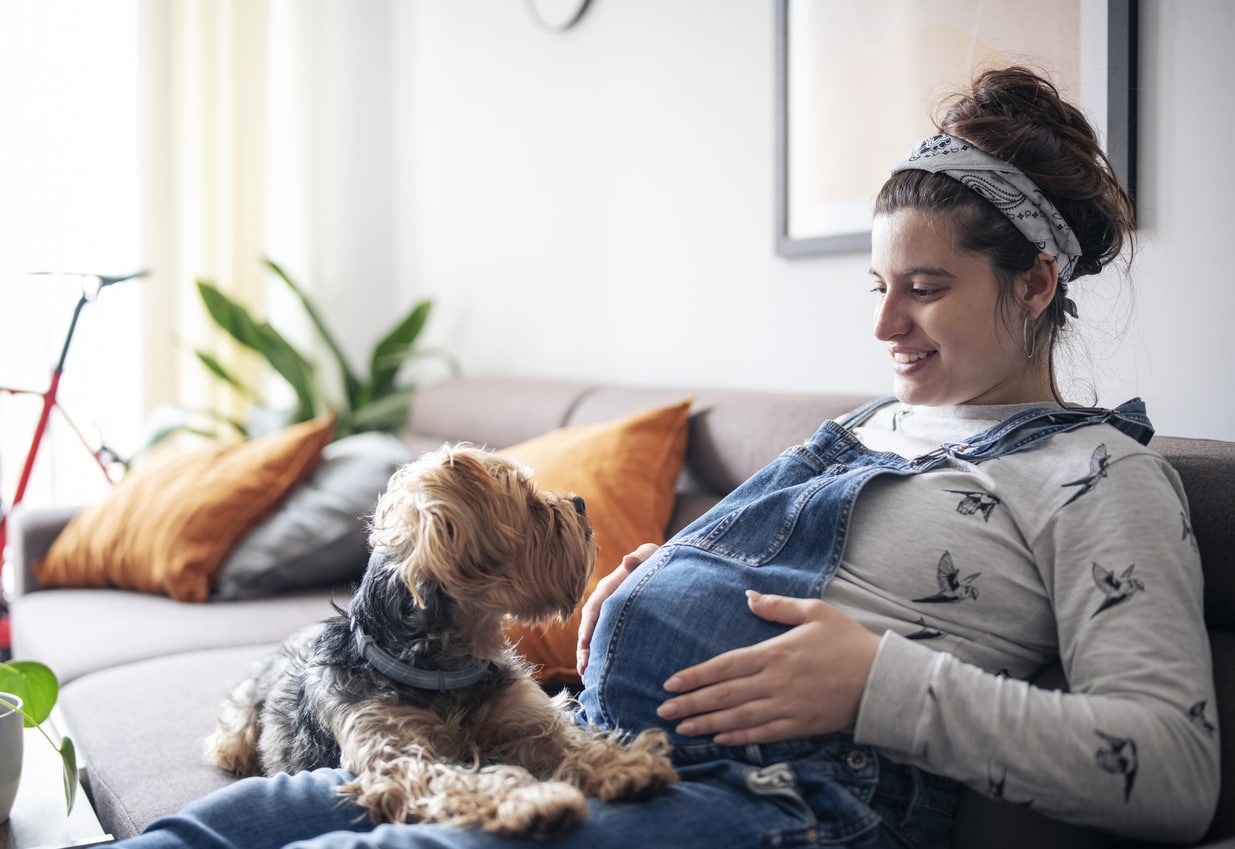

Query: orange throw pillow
[
  {"left": 36, "top": 415, "right": 337, "bottom": 602},
  {"left": 500, "top": 399, "right": 691, "bottom": 685}
]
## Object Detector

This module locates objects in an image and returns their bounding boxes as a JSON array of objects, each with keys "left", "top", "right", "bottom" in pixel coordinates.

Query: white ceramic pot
[{"left": 0, "top": 692, "right": 22, "bottom": 824}]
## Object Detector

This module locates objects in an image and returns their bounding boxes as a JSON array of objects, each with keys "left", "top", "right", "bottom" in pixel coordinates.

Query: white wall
[{"left": 303, "top": 0, "right": 1234, "bottom": 440}]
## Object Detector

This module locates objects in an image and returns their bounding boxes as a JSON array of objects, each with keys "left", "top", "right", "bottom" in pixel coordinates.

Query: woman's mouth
[
  {"left": 892, "top": 351, "right": 933, "bottom": 364},
  {"left": 891, "top": 350, "right": 936, "bottom": 374}
]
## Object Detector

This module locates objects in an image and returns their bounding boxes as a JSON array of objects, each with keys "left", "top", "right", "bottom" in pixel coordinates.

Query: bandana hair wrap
[{"left": 891, "top": 133, "right": 1083, "bottom": 285}]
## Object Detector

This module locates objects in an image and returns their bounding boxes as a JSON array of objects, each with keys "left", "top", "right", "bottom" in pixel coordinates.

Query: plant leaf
[
  {"left": 193, "top": 351, "right": 263, "bottom": 401},
  {"left": 418, "top": 346, "right": 463, "bottom": 378},
  {"left": 59, "top": 736, "right": 78, "bottom": 813},
  {"left": 193, "top": 261, "right": 446, "bottom": 440},
  {"left": 0, "top": 660, "right": 58, "bottom": 726},
  {"left": 349, "top": 386, "right": 416, "bottom": 433},
  {"left": 368, "top": 300, "right": 432, "bottom": 399},
  {"left": 362, "top": 346, "right": 460, "bottom": 410},
  {"left": 265, "top": 258, "right": 362, "bottom": 408},
  {"left": 133, "top": 406, "right": 250, "bottom": 456},
  {"left": 198, "top": 279, "right": 318, "bottom": 420},
  {"left": 372, "top": 343, "right": 459, "bottom": 378},
  {"left": 138, "top": 419, "right": 248, "bottom": 454},
  {"left": 196, "top": 281, "right": 265, "bottom": 350},
  {"left": 251, "top": 323, "right": 319, "bottom": 423}
]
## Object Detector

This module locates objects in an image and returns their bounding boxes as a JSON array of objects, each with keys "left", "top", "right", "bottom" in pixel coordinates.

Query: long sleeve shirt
[{"left": 834, "top": 402, "right": 1219, "bottom": 843}]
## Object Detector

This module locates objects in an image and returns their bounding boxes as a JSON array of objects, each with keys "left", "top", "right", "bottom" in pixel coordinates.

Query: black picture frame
[{"left": 774, "top": 0, "right": 1137, "bottom": 258}]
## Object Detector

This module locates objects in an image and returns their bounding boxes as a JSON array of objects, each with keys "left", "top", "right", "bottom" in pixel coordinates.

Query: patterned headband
[{"left": 890, "top": 133, "right": 1083, "bottom": 285}]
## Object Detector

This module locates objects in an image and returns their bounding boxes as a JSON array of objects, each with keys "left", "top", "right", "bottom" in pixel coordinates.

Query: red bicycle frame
[{"left": 0, "top": 271, "right": 146, "bottom": 650}]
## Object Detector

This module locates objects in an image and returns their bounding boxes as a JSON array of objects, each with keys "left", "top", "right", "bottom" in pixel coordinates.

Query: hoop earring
[{"left": 1023, "top": 317, "right": 1038, "bottom": 360}]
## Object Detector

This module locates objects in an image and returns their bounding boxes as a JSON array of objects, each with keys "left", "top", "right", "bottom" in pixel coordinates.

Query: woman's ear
[{"left": 1020, "top": 252, "right": 1059, "bottom": 320}]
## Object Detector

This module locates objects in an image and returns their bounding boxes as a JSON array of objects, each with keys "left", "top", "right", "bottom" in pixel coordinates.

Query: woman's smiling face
[{"left": 869, "top": 209, "right": 1053, "bottom": 407}]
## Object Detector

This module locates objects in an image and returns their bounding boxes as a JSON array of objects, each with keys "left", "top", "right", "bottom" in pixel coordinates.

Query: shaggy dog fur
[{"left": 204, "top": 444, "right": 676, "bottom": 837}]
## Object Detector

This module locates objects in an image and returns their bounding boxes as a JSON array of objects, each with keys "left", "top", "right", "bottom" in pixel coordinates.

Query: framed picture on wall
[{"left": 774, "top": 0, "right": 1136, "bottom": 257}]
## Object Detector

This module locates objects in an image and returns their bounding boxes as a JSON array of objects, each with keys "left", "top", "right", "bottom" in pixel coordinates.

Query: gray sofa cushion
[
  {"left": 60, "top": 645, "right": 274, "bottom": 840},
  {"left": 12, "top": 588, "right": 342, "bottom": 685},
  {"left": 211, "top": 432, "right": 412, "bottom": 601}
]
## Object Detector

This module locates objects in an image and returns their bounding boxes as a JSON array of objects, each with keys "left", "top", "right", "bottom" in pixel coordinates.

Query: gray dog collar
[{"left": 352, "top": 622, "right": 492, "bottom": 690}]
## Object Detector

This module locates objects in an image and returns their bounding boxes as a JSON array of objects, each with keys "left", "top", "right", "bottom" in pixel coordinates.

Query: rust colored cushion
[
  {"left": 36, "top": 416, "right": 337, "bottom": 602},
  {"left": 500, "top": 399, "right": 691, "bottom": 685}
]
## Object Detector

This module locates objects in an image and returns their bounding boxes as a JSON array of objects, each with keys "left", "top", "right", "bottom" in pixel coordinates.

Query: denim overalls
[{"left": 577, "top": 397, "right": 1153, "bottom": 848}]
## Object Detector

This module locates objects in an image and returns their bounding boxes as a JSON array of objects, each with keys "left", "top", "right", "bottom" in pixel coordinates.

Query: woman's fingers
[
  {"left": 657, "top": 592, "right": 881, "bottom": 745},
  {"left": 576, "top": 543, "right": 661, "bottom": 675}
]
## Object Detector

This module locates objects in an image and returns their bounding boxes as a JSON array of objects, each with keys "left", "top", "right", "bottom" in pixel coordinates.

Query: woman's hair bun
[{"left": 937, "top": 65, "right": 1135, "bottom": 279}]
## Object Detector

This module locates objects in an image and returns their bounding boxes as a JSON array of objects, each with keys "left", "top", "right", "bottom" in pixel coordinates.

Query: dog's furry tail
[{"left": 202, "top": 677, "right": 264, "bottom": 776}]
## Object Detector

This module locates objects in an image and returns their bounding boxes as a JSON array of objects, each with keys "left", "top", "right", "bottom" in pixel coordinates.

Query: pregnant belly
[{"left": 577, "top": 544, "right": 797, "bottom": 742}]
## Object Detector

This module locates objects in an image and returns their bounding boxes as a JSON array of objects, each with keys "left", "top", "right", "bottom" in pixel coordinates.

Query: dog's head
[{"left": 368, "top": 444, "right": 597, "bottom": 627}]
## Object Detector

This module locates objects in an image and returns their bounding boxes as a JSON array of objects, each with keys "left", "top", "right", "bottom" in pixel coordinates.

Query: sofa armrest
[{"left": 4, "top": 502, "right": 82, "bottom": 597}]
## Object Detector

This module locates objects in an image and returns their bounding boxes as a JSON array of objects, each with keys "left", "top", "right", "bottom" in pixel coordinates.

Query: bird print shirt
[{"left": 832, "top": 402, "right": 1218, "bottom": 842}]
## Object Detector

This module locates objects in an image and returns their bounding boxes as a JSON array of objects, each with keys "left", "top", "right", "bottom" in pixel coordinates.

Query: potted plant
[
  {"left": 151, "top": 257, "right": 457, "bottom": 445},
  {"left": 0, "top": 659, "right": 77, "bottom": 815}
]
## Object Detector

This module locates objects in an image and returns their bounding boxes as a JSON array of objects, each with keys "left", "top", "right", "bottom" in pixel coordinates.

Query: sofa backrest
[
  {"left": 1151, "top": 436, "right": 1235, "bottom": 632},
  {"left": 1149, "top": 435, "right": 1235, "bottom": 843}
]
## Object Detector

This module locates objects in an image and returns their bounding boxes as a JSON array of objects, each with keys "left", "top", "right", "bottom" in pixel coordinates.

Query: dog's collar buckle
[{"left": 352, "top": 622, "right": 492, "bottom": 690}]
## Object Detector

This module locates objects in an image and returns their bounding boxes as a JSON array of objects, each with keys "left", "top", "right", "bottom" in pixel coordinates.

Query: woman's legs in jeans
[
  {"left": 119, "top": 752, "right": 954, "bottom": 849},
  {"left": 120, "top": 770, "right": 371, "bottom": 849},
  {"left": 122, "top": 766, "right": 788, "bottom": 849}
]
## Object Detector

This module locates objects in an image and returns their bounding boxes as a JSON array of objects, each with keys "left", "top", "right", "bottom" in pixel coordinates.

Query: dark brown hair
[{"left": 874, "top": 66, "right": 1136, "bottom": 359}]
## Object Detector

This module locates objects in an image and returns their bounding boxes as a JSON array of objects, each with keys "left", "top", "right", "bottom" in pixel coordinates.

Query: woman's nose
[{"left": 873, "top": 292, "right": 910, "bottom": 340}]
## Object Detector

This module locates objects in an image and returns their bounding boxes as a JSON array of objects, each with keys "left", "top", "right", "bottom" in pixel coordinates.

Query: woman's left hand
[{"left": 657, "top": 591, "right": 881, "bottom": 746}]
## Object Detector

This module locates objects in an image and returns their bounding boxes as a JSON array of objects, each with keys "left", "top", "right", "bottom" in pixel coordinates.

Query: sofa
[{"left": 7, "top": 376, "right": 1234, "bottom": 847}]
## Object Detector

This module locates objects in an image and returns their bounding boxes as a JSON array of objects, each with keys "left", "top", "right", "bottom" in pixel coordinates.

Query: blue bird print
[
  {"left": 913, "top": 552, "right": 981, "bottom": 603},
  {"left": 1189, "top": 701, "right": 1216, "bottom": 736},
  {"left": 986, "top": 762, "right": 1035, "bottom": 807},
  {"left": 1062, "top": 444, "right": 1111, "bottom": 505},
  {"left": 1090, "top": 562, "right": 1145, "bottom": 618},
  {"left": 1181, "top": 512, "right": 1199, "bottom": 552},
  {"left": 1094, "top": 730, "right": 1138, "bottom": 802},
  {"left": 945, "top": 489, "right": 1001, "bottom": 522},
  {"left": 906, "top": 617, "right": 944, "bottom": 640}
]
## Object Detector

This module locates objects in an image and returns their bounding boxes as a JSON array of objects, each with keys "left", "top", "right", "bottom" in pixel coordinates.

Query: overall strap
[
  {"left": 833, "top": 395, "right": 898, "bottom": 430},
  {"left": 938, "top": 397, "right": 1154, "bottom": 464}
]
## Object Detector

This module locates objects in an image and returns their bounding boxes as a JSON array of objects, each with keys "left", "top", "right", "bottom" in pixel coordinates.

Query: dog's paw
[
  {"left": 202, "top": 724, "right": 262, "bottom": 776},
  {"left": 490, "top": 781, "right": 590, "bottom": 839},
  {"left": 341, "top": 775, "right": 421, "bottom": 825},
  {"left": 592, "top": 729, "right": 678, "bottom": 802}
]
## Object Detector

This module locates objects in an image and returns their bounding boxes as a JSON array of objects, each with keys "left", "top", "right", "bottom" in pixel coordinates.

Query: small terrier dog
[{"left": 205, "top": 444, "right": 676, "bottom": 837}]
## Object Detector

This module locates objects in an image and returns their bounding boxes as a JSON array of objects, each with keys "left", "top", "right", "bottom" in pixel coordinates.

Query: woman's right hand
[{"left": 576, "top": 542, "right": 660, "bottom": 676}]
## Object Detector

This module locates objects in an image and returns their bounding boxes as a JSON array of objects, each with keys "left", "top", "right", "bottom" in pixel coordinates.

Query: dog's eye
[{"left": 570, "top": 496, "right": 586, "bottom": 514}]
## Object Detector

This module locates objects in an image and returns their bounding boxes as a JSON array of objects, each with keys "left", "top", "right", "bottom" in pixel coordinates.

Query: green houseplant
[
  {"left": 166, "top": 257, "right": 456, "bottom": 442},
  {"left": 0, "top": 659, "right": 77, "bottom": 814}
]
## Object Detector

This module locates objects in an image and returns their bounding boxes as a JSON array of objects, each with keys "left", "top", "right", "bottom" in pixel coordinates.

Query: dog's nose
[{"left": 571, "top": 495, "right": 586, "bottom": 514}]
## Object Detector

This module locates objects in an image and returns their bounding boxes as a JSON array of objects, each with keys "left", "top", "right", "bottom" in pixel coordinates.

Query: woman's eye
[{"left": 870, "top": 283, "right": 941, "bottom": 298}]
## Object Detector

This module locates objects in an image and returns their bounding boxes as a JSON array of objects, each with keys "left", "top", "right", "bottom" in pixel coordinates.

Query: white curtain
[
  {"left": 139, "top": 0, "right": 410, "bottom": 430},
  {"left": 139, "top": 0, "right": 270, "bottom": 429}
]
